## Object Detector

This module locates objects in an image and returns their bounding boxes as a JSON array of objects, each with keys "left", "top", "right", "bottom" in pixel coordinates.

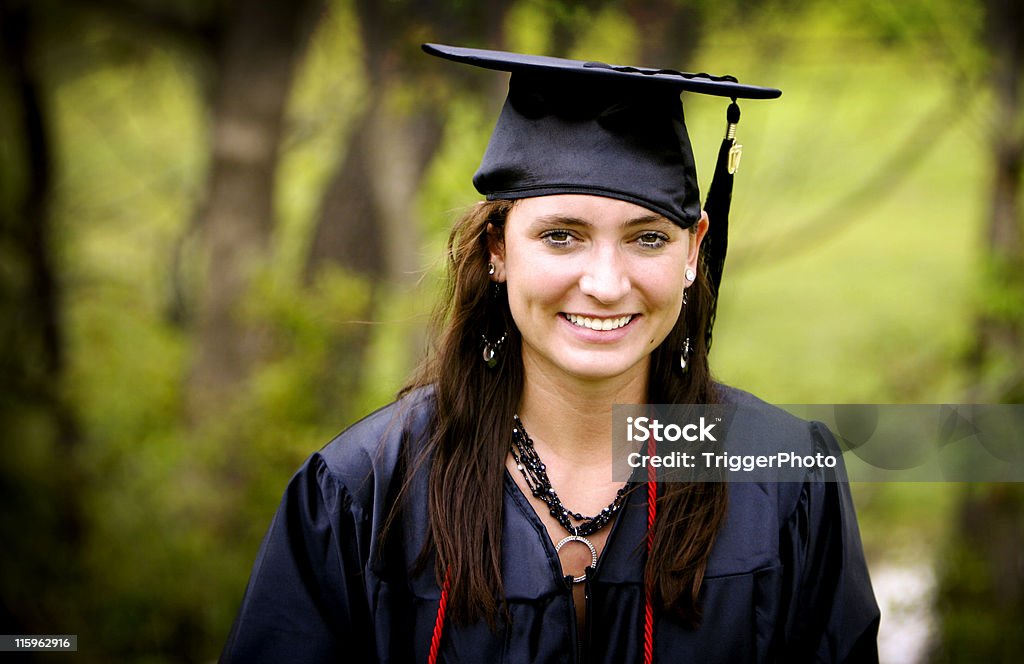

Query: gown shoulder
[
  {"left": 220, "top": 387, "right": 437, "bottom": 663},
  {"left": 314, "top": 384, "right": 436, "bottom": 509}
]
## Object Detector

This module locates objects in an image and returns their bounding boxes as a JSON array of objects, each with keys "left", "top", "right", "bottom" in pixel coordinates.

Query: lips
[{"left": 564, "top": 313, "right": 635, "bottom": 331}]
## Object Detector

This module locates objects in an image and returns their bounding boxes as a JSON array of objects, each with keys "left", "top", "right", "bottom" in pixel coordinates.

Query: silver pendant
[
  {"left": 554, "top": 535, "right": 598, "bottom": 584},
  {"left": 482, "top": 344, "right": 497, "bottom": 368},
  {"left": 481, "top": 332, "right": 506, "bottom": 369}
]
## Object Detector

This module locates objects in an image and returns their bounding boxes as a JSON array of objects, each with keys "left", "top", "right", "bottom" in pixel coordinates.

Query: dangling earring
[
  {"left": 481, "top": 330, "right": 507, "bottom": 369},
  {"left": 482, "top": 262, "right": 507, "bottom": 369},
  {"left": 680, "top": 289, "right": 691, "bottom": 373}
]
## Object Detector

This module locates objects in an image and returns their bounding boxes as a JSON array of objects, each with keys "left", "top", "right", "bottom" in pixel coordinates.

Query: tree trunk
[
  {"left": 937, "top": 1, "right": 1024, "bottom": 659},
  {"left": 968, "top": 0, "right": 1024, "bottom": 401},
  {"left": 624, "top": 0, "right": 704, "bottom": 67},
  {"left": 0, "top": 0, "right": 82, "bottom": 633},
  {"left": 301, "top": 0, "right": 508, "bottom": 393},
  {"left": 305, "top": 86, "right": 444, "bottom": 286},
  {"left": 187, "top": 0, "right": 321, "bottom": 419},
  {"left": 933, "top": 484, "right": 1024, "bottom": 661}
]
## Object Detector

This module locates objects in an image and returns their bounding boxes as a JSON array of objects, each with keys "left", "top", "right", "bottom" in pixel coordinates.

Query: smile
[{"left": 564, "top": 313, "right": 635, "bottom": 331}]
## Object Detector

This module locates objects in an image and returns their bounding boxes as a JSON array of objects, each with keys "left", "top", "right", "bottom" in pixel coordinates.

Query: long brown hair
[{"left": 401, "top": 199, "right": 727, "bottom": 626}]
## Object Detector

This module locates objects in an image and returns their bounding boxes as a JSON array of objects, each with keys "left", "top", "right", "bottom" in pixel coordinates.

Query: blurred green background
[{"left": 1, "top": 0, "right": 1022, "bottom": 661}]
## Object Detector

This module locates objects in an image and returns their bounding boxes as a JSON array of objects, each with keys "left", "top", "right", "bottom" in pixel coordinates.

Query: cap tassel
[{"left": 702, "top": 100, "right": 741, "bottom": 351}]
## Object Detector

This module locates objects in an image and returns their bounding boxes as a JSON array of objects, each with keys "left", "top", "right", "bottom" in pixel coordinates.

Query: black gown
[{"left": 221, "top": 386, "right": 880, "bottom": 663}]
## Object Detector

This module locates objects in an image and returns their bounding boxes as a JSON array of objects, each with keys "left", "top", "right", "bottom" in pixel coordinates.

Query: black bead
[{"left": 510, "top": 414, "right": 630, "bottom": 541}]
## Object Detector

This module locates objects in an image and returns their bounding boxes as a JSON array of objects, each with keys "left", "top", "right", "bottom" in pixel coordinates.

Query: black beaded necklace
[{"left": 510, "top": 414, "right": 629, "bottom": 538}]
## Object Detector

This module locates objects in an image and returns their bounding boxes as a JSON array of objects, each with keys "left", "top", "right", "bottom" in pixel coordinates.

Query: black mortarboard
[{"left": 423, "top": 43, "right": 780, "bottom": 348}]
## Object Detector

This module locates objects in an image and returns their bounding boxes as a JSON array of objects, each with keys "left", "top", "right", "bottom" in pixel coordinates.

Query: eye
[
  {"left": 541, "top": 229, "right": 576, "bottom": 248},
  {"left": 636, "top": 231, "right": 669, "bottom": 249}
]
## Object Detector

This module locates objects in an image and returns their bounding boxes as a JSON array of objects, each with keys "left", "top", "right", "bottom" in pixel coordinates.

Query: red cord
[
  {"left": 644, "top": 436, "right": 657, "bottom": 664},
  {"left": 428, "top": 571, "right": 451, "bottom": 664}
]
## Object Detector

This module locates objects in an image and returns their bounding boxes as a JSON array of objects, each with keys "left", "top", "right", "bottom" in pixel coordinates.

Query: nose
[{"left": 578, "top": 246, "right": 631, "bottom": 303}]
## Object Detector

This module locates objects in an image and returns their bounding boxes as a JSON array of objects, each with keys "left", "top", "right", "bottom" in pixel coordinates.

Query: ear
[
  {"left": 486, "top": 222, "right": 507, "bottom": 282},
  {"left": 686, "top": 210, "right": 710, "bottom": 281}
]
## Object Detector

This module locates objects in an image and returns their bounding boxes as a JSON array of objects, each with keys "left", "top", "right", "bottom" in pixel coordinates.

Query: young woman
[{"left": 222, "top": 44, "right": 880, "bottom": 663}]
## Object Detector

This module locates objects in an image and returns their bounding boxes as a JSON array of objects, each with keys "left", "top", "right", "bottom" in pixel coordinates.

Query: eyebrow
[{"left": 532, "top": 213, "right": 672, "bottom": 228}]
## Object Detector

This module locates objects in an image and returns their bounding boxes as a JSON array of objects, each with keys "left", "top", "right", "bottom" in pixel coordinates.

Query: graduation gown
[{"left": 222, "top": 386, "right": 880, "bottom": 663}]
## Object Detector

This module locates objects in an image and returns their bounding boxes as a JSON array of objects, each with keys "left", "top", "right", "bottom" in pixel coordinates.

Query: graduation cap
[{"left": 423, "top": 43, "right": 781, "bottom": 349}]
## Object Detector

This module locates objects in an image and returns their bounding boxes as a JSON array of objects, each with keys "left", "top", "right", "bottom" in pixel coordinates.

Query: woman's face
[{"left": 490, "top": 194, "right": 708, "bottom": 386}]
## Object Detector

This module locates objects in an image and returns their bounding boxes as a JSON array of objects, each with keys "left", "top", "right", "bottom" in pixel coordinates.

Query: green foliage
[
  {"left": 976, "top": 256, "right": 1024, "bottom": 322},
  {"left": 246, "top": 264, "right": 375, "bottom": 429},
  {"left": 62, "top": 259, "right": 375, "bottom": 659},
  {"left": 681, "top": 5, "right": 984, "bottom": 404},
  {"left": 836, "top": 0, "right": 987, "bottom": 76},
  {"left": 931, "top": 485, "right": 1024, "bottom": 662},
  {"left": 851, "top": 482, "right": 958, "bottom": 562}
]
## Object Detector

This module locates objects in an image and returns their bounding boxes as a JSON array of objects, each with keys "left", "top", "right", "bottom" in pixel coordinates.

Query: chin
[{"left": 558, "top": 355, "right": 648, "bottom": 383}]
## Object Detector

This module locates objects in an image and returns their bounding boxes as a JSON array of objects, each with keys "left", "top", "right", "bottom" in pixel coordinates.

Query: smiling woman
[
  {"left": 493, "top": 196, "right": 704, "bottom": 385},
  {"left": 222, "top": 43, "right": 880, "bottom": 664}
]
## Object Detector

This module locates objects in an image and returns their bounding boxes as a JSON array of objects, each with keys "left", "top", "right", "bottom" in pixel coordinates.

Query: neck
[{"left": 517, "top": 356, "right": 648, "bottom": 461}]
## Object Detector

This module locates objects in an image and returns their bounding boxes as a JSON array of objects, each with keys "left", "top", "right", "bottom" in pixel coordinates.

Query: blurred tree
[
  {"left": 623, "top": 0, "right": 704, "bottom": 64},
  {"left": 934, "top": 0, "right": 1024, "bottom": 660},
  {"left": 2, "top": 0, "right": 324, "bottom": 657},
  {"left": 0, "top": 0, "right": 84, "bottom": 637},
  {"left": 303, "top": 0, "right": 506, "bottom": 287},
  {"left": 37, "top": 1, "right": 323, "bottom": 417},
  {"left": 932, "top": 484, "right": 1024, "bottom": 662},
  {"left": 187, "top": 0, "right": 324, "bottom": 420},
  {"left": 300, "top": 0, "right": 501, "bottom": 402},
  {"left": 303, "top": 0, "right": 642, "bottom": 397},
  {"left": 968, "top": 0, "right": 1024, "bottom": 401}
]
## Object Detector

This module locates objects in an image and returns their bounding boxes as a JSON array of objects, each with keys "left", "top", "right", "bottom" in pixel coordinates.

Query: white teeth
[{"left": 566, "top": 313, "right": 633, "bottom": 331}]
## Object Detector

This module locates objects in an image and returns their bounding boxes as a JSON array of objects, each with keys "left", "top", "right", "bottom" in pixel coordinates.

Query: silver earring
[
  {"left": 685, "top": 268, "right": 696, "bottom": 282},
  {"left": 481, "top": 278, "right": 507, "bottom": 369},
  {"left": 481, "top": 331, "right": 507, "bottom": 369},
  {"left": 680, "top": 290, "right": 691, "bottom": 373},
  {"left": 488, "top": 262, "right": 496, "bottom": 276}
]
